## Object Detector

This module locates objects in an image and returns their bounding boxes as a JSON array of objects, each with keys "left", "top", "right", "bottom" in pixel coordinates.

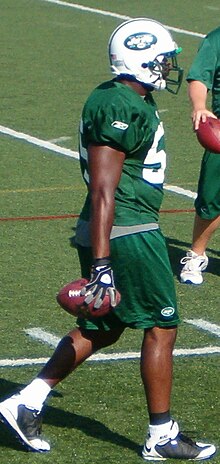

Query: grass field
[{"left": 0, "top": 1, "right": 220, "bottom": 463}]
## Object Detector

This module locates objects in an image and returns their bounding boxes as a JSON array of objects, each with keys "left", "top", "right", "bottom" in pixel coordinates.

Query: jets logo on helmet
[
  {"left": 109, "top": 18, "right": 183, "bottom": 94},
  {"left": 124, "top": 33, "right": 157, "bottom": 50}
]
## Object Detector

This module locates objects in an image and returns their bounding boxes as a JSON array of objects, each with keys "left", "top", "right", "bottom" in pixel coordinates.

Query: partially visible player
[
  {"left": 180, "top": 26, "right": 220, "bottom": 285},
  {"left": 0, "top": 19, "right": 216, "bottom": 461}
]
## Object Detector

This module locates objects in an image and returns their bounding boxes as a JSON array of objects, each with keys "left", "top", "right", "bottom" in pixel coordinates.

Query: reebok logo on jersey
[{"left": 111, "top": 121, "right": 128, "bottom": 130}]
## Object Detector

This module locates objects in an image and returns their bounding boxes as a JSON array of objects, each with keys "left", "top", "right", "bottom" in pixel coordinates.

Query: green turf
[{"left": 0, "top": 1, "right": 219, "bottom": 462}]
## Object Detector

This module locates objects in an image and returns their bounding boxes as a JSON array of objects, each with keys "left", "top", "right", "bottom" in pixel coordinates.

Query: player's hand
[
  {"left": 192, "top": 109, "right": 217, "bottom": 131},
  {"left": 80, "top": 257, "right": 117, "bottom": 309}
]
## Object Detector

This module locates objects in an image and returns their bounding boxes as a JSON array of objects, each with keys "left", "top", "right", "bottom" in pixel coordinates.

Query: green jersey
[
  {"left": 187, "top": 27, "right": 220, "bottom": 117},
  {"left": 79, "top": 79, "right": 167, "bottom": 227}
]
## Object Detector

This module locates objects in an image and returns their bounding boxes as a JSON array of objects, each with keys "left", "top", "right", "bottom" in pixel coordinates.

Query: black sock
[{"left": 149, "top": 411, "right": 171, "bottom": 426}]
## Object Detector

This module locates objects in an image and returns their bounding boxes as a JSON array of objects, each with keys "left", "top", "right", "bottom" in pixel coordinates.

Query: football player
[
  {"left": 0, "top": 18, "right": 216, "bottom": 461},
  {"left": 180, "top": 26, "right": 220, "bottom": 285}
]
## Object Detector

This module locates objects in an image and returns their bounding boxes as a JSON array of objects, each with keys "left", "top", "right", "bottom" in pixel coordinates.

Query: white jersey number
[{"left": 142, "top": 121, "right": 166, "bottom": 185}]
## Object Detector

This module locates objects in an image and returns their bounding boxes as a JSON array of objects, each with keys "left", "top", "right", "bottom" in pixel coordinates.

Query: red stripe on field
[
  {"left": 0, "top": 209, "right": 195, "bottom": 222},
  {"left": 160, "top": 209, "right": 195, "bottom": 213},
  {"left": 0, "top": 214, "right": 79, "bottom": 221}
]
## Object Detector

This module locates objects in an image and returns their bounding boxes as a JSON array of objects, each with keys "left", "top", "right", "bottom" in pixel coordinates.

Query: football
[
  {"left": 196, "top": 117, "right": 220, "bottom": 153},
  {"left": 56, "top": 278, "right": 121, "bottom": 318}
]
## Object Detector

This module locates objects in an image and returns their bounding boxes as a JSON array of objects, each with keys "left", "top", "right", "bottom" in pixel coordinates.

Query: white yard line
[
  {"left": 185, "top": 319, "right": 220, "bottom": 338},
  {"left": 1, "top": 347, "right": 220, "bottom": 368},
  {"left": 37, "top": 0, "right": 206, "bottom": 38},
  {"left": 25, "top": 328, "right": 61, "bottom": 347},
  {"left": 49, "top": 136, "right": 72, "bottom": 143},
  {"left": 0, "top": 358, "right": 50, "bottom": 367},
  {"left": 0, "top": 124, "right": 197, "bottom": 200},
  {"left": 164, "top": 184, "right": 197, "bottom": 200},
  {"left": 25, "top": 322, "right": 220, "bottom": 349},
  {"left": 0, "top": 125, "right": 79, "bottom": 160},
  {"left": 1, "top": 320, "right": 219, "bottom": 368}
]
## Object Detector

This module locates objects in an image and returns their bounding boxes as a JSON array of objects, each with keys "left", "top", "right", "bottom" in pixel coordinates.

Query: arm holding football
[
  {"left": 188, "top": 80, "right": 217, "bottom": 130},
  {"left": 79, "top": 144, "right": 125, "bottom": 311}
]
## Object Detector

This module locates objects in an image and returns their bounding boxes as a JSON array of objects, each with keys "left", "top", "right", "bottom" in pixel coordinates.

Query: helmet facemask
[
  {"left": 144, "top": 53, "right": 184, "bottom": 94},
  {"left": 165, "top": 56, "right": 184, "bottom": 94}
]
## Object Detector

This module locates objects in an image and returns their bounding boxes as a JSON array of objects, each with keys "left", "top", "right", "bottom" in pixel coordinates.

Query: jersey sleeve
[
  {"left": 187, "top": 35, "right": 218, "bottom": 89},
  {"left": 83, "top": 96, "right": 151, "bottom": 155}
]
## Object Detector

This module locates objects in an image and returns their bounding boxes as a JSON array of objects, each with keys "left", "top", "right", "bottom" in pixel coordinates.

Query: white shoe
[
  {"left": 142, "top": 420, "right": 216, "bottom": 461},
  {"left": 180, "top": 250, "right": 208, "bottom": 285},
  {"left": 0, "top": 394, "right": 50, "bottom": 452}
]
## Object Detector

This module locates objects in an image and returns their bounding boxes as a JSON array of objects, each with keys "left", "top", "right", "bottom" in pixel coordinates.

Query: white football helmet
[{"left": 109, "top": 18, "right": 183, "bottom": 93}]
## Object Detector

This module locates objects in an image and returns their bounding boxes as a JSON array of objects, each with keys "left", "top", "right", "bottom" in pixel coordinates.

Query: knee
[
  {"left": 103, "top": 327, "right": 124, "bottom": 346},
  {"left": 145, "top": 326, "right": 177, "bottom": 351},
  {"left": 77, "top": 326, "right": 124, "bottom": 351},
  {"left": 97, "top": 327, "right": 124, "bottom": 349}
]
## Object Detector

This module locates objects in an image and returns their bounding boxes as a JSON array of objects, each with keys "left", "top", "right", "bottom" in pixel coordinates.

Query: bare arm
[
  {"left": 88, "top": 144, "right": 125, "bottom": 259},
  {"left": 188, "top": 80, "right": 216, "bottom": 130}
]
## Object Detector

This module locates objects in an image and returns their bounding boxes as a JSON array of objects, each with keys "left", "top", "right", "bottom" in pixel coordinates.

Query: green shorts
[
  {"left": 195, "top": 150, "right": 220, "bottom": 219},
  {"left": 77, "top": 229, "right": 180, "bottom": 331}
]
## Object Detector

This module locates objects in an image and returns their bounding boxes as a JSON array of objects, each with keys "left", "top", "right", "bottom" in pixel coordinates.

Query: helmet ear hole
[{"left": 108, "top": 18, "right": 183, "bottom": 92}]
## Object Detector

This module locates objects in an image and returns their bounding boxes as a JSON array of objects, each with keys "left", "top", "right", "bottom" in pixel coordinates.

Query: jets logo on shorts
[
  {"left": 124, "top": 33, "right": 157, "bottom": 50},
  {"left": 161, "top": 307, "right": 175, "bottom": 317}
]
